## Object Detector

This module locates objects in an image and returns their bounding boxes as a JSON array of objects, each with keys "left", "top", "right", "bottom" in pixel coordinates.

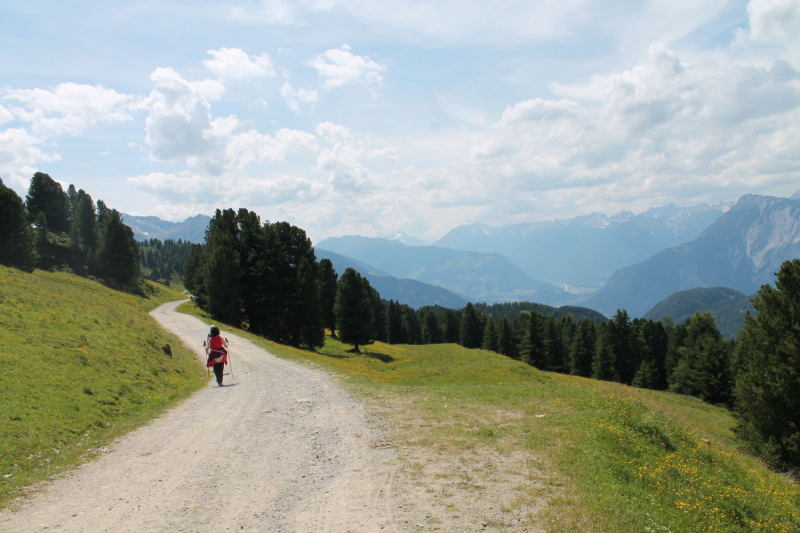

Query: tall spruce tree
[
  {"left": 334, "top": 268, "right": 375, "bottom": 352},
  {"left": 482, "top": 317, "right": 498, "bottom": 352},
  {"left": 203, "top": 209, "right": 242, "bottom": 326},
  {"left": 669, "top": 312, "right": 731, "bottom": 404},
  {"left": 735, "top": 259, "right": 800, "bottom": 469},
  {"left": 96, "top": 210, "right": 140, "bottom": 287},
  {"left": 296, "top": 257, "right": 325, "bottom": 349},
  {"left": 317, "top": 258, "right": 339, "bottom": 336},
  {"left": 569, "top": 318, "right": 596, "bottom": 377},
  {"left": 593, "top": 324, "right": 618, "bottom": 381},
  {"left": 26, "top": 172, "right": 70, "bottom": 233},
  {"left": 422, "top": 310, "right": 443, "bottom": 344},
  {"left": 386, "top": 300, "right": 406, "bottom": 344},
  {"left": 366, "top": 281, "right": 387, "bottom": 343},
  {"left": 402, "top": 307, "right": 421, "bottom": 344},
  {"left": 521, "top": 310, "right": 547, "bottom": 368},
  {"left": 459, "top": 303, "right": 483, "bottom": 349},
  {"left": 0, "top": 181, "right": 35, "bottom": 272},
  {"left": 497, "top": 316, "right": 514, "bottom": 357},
  {"left": 608, "top": 309, "right": 639, "bottom": 384},
  {"left": 440, "top": 309, "right": 461, "bottom": 343}
]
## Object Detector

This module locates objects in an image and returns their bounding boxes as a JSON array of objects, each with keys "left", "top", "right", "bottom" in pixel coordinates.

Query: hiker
[{"left": 206, "top": 325, "right": 229, "bottom": 386}]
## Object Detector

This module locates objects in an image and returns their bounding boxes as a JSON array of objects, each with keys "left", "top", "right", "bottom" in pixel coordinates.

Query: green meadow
[
  {"left": 0, "top": 267, "right": 205, "bottom": 506},
  {"left": 180, "top": 301, "right": 800, "bottom": 532}
]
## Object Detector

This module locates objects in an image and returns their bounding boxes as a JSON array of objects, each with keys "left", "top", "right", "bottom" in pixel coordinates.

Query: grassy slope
[
  {"left": 0, "top": 267, "right": 205, "bottom": 505},
  {"left": 180, "top": 301, "right": 799, "bottom": 532}
]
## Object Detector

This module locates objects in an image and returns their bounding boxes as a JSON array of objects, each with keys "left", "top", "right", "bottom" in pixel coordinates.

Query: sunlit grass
[
  {"left": 179, "top": 301, "right": 799, "bottom": 532},
  {"left": 0, "top": 267, "right": 205, "bottom": 506}
]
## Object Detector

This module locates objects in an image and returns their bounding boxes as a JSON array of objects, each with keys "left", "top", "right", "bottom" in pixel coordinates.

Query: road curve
[{"left": 1, "top": 300, "right": 401, "bottom": 533}]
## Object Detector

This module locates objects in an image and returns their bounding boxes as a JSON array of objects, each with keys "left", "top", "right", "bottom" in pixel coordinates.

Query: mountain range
[
  {"left": 434, "top": 202, "right": 732, "bottom": 290},
  {"left": 121, "top": 214, "right": 211, "bottom": 243},
  {"left": 315, "top": 248, "right": 467, "bottom": 309},
  {"left": 585, "top": 195, "right": 800, "bottom": 316},
  {"left": 316, "top": 236, "right": 566, "bottom": 304}
]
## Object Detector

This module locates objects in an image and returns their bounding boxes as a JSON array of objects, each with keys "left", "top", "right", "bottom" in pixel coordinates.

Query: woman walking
[{"left": 205, "top": 325, "right": 228, "bottom": 386}]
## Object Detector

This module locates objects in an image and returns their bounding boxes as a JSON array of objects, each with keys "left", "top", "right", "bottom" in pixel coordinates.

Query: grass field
[
  {"left": 0, "top": 267, "right": 205, "bottom": 506},
  {"left": 180, "top": 301, "right": 800, "bottom": 532}
]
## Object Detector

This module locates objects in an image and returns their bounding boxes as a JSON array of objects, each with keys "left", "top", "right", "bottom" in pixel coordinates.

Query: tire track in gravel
[{"left": 0, "top": 300, "right": 404, "bottom": 533}]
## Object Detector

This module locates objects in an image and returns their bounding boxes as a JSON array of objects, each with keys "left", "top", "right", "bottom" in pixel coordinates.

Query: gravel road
[{"left": 1, "top": 300, "right": 403, "bottom": 533}]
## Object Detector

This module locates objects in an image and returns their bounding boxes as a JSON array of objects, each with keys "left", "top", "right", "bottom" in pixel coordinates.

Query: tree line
[
  {"left": 139, "top": 238, "right": 194, "bottom": 286},
  {"left": 0, "top": 173, "right": 140, "bottom": 288},
  {"left": 164, "top": 207, "right": 800, "bottom": 472}
]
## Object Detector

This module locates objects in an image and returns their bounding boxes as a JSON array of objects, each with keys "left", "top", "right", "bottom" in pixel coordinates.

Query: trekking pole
[
  {"left": 225, "top": 337, "right": 234, "bottom": 383},
  {"left": 203, "top": 340, "right": 210, "bottom": 381}
]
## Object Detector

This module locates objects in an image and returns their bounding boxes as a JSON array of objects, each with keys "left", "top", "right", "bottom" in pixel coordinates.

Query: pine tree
[
  {"left": 296, "top": 257, "right": 325, "bottom": 350},
  {"left": 96, "top": 210, "right": 140, "bottom": 287},
  {"left": 593, "top": 325, "right": 618, "bottom": 381},
  {"left": 521, "top": 310, "right": 547, "bottom": 368},
  {"left": 734, "top": 260, "right": 800, "bottom": 468},
  {"left": 543, "top": 315, "right": 565, "bottom": 372},
  {"left": 33, "top": 212, "right": 52, "bottom": 270},
  {"left": 569, "top": 318, "right": 596, "bottom": 377},
  {"left": 402, "top": 307, "right": 421, "bottom": 345},
  {"left": 422, "top": 310, "right": 443, "bottom": 344},
  {"left": 0, "top": 181, "right": 35, "bottom": 272},
  {"left": 26, "top": 172, "right": 70, "bottom": 233},
  {"left": 386, "top": 300, "right": 406, "bottom": 344},
  {"left": 203, "top": 209, "right": 242, "bottom": 327},
  {"left": 497, "top": 316, "right": 514, "bottom": 357},
  {"left": 366, "top": 280, "right": 387, "bottom": 343},
  {"left": 317, "top": 258, "right": 339, "bottom": 336},
  {"left": 440, "top": 309, "right": 461, "bottom": 343},
  {"left": 334, "top": 268, "right": 375, "bottom": 352},
  {"left": 459, "top": 303, "right": 483, "bottom": 349},
  {"left": 668, "top": 312, "right": 731, "bottom": 404},
  {"left": 482, "top": 317, "right": 498, "bottom": 352}
]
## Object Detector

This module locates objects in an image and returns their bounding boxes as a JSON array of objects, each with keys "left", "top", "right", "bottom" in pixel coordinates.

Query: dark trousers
[{"left": 212, "top": 363, "right": 224, "bottom": 384}]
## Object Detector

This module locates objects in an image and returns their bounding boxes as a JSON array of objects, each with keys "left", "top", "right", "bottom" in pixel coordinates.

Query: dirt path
[{"left": 0, "top": 300, "right": 403, "bottom": 533}]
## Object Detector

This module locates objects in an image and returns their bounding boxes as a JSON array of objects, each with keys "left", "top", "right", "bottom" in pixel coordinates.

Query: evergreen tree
[
  {"left": 34, "top": 212, "right": 52, "bottom": 270},
  {"left": 459, "top": 303, "right": 483, "bottom": 349},
  {"left": 366, "top": 281, "right": 387, "bottom": 343},
  {"left": 608, "top": 309, "right": 638, "bottom": 384},
  {"left": 593, "top": 324, "right": 618, "bottom": 381},
  {"left": 440, "top": 309, "right": 461, "bottom": 343},
  {"left": 497, "top": 316, "right": 514, "bottom": 357},
  {"left": 632, "top": 357, "right": 660, "bottom": 389},
  {"left": 317, "top": 258, "right": 339, "bottom": 336},
  {"left": 669, "top": 312, "right": 731, "bottom": 404},
  {"left": 543, "top": 315, "right": 565, "bottom": 372},
  {"left": 96, "top": 210, "right": 140, "bottom": 287},
  {"left": 520, "top": 310, "right": 547, "bottom": 368},
  {"left": 334, "top": 268, "right": 375, "bottom": 352},
  {"left": 96, "top": 199, "right": 110, "bottom": 224},
  {"left": 0, "top": 181, "right": 35, "bottom": 272},
  {"left": 482, "top": 317, "right": 498, "bottom": 352},
  {"left": 386, "top": 300, "right": 406, "bottom": 344},
  {"left": 569, "top": 318, "right": 596, "bottom": 377},
  {"left": 402, "top": 307, "right": 422, "bottom": 344},
  {"left": 183, "top": 244, "right": 207, "bottom": 304},
  {"left": 422, "top": 310, "right": 443, "bottom": 344},
  {"left": 202, "top": 209, "right": 242, "bottom": 326},
  {"left": 734, "top": 259, "right": 800, "bottom": 468},
  {"left": 26, "top": 172, "right": 69, "bottom": 233},
  {"left": 296, "top": 257, "right": 325, "bottom": 350}
]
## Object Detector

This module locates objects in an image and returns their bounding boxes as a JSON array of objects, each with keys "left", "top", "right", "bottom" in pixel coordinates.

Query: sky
[{"left": 1, "top": 0, "right": 799, "bottom": 243}]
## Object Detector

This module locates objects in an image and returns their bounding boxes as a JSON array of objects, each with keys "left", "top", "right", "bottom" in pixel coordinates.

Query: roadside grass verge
[
  {"left": 178, "top": 301, "right": 800, "bottom": 532},
  {"left": 0, "top": 267, "right": 205, "bottom": 507}
]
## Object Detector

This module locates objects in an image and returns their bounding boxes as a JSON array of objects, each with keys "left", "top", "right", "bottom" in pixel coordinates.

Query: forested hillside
[
  {"left": 643, "top": 287, "right": 755, "bottom": 338},
  {"left": 0, "top": 173, "right": 140, "bottom": 290}
]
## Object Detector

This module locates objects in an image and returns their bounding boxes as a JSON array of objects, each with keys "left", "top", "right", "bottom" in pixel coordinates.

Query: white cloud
[
  {"left": 0, "top": 105, "right": 13, "bottom": 126},
  {"left": 242, "top": 175, "right": 325, "bottom": 205},
  {"left": 203, "top": 47, "right": 276, "bottom": 80},
  {"left": 141, "top": 67, "right": 226, "bottom": 166},
  {"left": 310, "top": 47, "right": 386, "bottom": 89},
  {"left": 0, "top": 128, "right": 60, "bottom": 189},
  {"left": 5, "top": 83, "right": 133, "bottom": 137},
  {"left": 229, "top": 0, "right": 296, "bottom": 25},
  {"left": 747, "top": 0, "right": 800, "bottom": 45},
  {"left": 280, "top": 82, "right": 318, "bottom": 111},
  {"left": 224, "top": 128, "right": 319, "bottom": 168}
]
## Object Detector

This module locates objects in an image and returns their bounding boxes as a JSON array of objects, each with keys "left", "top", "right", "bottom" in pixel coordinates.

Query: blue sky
[{"left": 1, "top": 0, "right": 799, "bottom": 242}]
